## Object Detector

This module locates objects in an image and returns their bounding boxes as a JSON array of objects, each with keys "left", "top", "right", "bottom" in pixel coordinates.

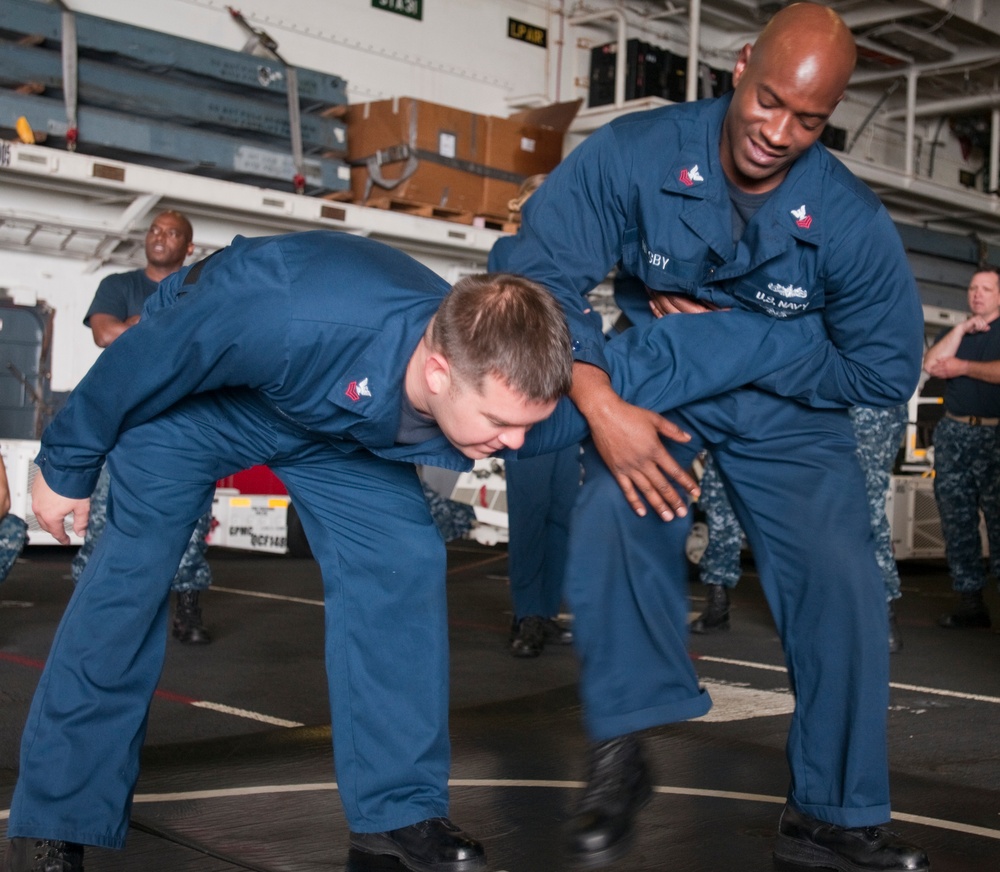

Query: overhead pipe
[
  {"left": 685, "top": 0, "right": 702, "bottom": 104},
  {"left": 885, "top": 89, "right": 1000, "bottom": 119},
  {"left": 991, "top": 106, "right": 999, "bottom": 195},
  {"left": 905, "top": 68, "right": 918, "bottom": 178}
]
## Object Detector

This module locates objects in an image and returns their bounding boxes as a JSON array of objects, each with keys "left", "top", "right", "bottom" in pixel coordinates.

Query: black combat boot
[
  {"left": 508, "top": 616, "right": 545, "bottom": 657},
  {"left": 888, "top": 601, "right": 902, "bottom": 654},
  {"left": 5, "top": 838, "right": 84, "bottom": 872},
  {"left": 774, "top": 804, "right": 929, "bottom": 871},
  {"left": 565, "top": 734, "right": 653, "bottom": 867},
  {"left": 937, "top": 588, "right": 991, "bottom": 629},
  {"left": 173, "top": 590, "right": 212, "bottom": 644},
  {"left": 690, "top": 584, "right": 730, "bottom": 633}
]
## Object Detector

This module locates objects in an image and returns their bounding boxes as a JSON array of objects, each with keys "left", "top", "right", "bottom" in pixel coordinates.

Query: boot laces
[{"left": 29, "top": 840, "right": 80, "bottom": 872}]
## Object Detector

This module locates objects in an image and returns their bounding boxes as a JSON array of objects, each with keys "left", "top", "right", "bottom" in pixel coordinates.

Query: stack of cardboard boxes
[{"left": 342, "top": 97, "right": 580, "bottom": 224}]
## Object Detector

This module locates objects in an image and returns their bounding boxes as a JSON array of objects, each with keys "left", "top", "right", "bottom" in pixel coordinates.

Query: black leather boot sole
[
  {"left": 350, "top": 817, "right": 486, "bottom": 872},
  {"left": 773, "top": 804, "right": 929, "bottom": 872}
]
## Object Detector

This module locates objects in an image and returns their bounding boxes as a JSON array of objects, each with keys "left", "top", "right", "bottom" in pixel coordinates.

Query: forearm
[
  {"left": 524, "top": 310, "right": 836, "bottom": 458},
  {"left": 0, "top": 461, "right": 10, "bottom": 516},
  {"left": 924, "top": 324, "right": 968, "bottom": 369},
  {"left": 961, "top": 359, "right": 1000, "bottom": 383},
  {"left": 88, "top": 313, "right": 139, "bottom": 348}
]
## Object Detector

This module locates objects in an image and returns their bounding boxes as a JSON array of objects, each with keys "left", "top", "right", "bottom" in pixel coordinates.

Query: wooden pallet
[{"left": 358, "top": 196, "right": 519, "bottom": 232}]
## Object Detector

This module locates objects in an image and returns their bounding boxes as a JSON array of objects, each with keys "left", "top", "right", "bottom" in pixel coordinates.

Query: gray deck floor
[{"left": 2, "top": 543, "right": 998, "bottom": 871}]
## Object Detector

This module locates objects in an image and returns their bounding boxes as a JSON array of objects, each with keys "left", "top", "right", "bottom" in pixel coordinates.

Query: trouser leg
[
  {"left": 933, "top": 418, "right": 988, "bottom": 592},
  {"left": 565, "top": 434, "right": 710, "bottom": 742},
  {"left": 506, "top": 444, "right": 580, "bottom": 618},
  {"left": 271, "top": 446, "right": 451, "bottom": 833},
  {"left": 568, "top": 387, "right": 890, "bottom": 826},
  {"left": 8, "top": 392, "right": 275, "bottom": 848},
  {"left": 850, "top": 405, "right": 907, "bottom": 602},
  {"left": 698, "top": 453, "right": 743, "bottom": 588},
  {"left": 709, "top": 393, "right": 890, "bottom": 827},
  {"left": 69, "top": 466, "right": 109, "bottom": 583},
  {"left": 171, "top": 510, "right": 214, "bottom": 593},
  {"left": 971, "top": 426, "right": 1000, "bottom": 581},
  {"left": 0, "top": 513, "right": 27, "bottom": 582},
  {"left": 71, "top": 465, "right": 212, "bottom": 594}
]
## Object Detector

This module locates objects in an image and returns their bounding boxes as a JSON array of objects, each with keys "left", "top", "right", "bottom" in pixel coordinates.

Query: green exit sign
[{"left": 372, "top": 0, "right": 422, "bottom": 21}]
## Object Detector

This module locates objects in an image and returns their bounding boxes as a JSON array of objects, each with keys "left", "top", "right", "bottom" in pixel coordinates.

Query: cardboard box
[
  {"left": 345, "top": 97, "right": 579, "bottom": 218},
  {"left": 480, "top": 101, "right": 579, "bottom": 216}
]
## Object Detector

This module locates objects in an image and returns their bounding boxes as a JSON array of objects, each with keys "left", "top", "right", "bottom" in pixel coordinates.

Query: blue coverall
[
  {"left": 8, "top": 230, "right": 825, "bottom": 849},
  {"left": 491, "top": 93, "right": 924, "bottom": 827}
]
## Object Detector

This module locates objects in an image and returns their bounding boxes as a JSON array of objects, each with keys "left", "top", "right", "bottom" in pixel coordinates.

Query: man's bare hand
[
  {"left": 570, "top": 364, "right": 698, "bottom": 519},
  {"left": 648, "top": 291, "right": 721, "bottom": 319},
  {"left": 587, "top": 396, "right": 698, "bottom": 520},
  {"left": 32, "top": 472, "right": 89, "bottom": 545},
  {"left": 924, "top": 356, "right": 969, "bottom": 380},
  {"left": 963, "top": 314, "right": 992, "bottom": 335}
]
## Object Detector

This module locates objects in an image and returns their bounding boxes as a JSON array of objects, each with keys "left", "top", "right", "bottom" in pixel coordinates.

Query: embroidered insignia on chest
[
  {"left": 767, "top": 282, "right": 808, "bottom": 299},
  {"left": 679, "top": 164, "right": 704, "bottom": 187},
  {"left": 345, "top": 378, "right": 372, "bottom": 402},
  {"left": 791, "top": 204, "right": 812, "bottom": 229}
]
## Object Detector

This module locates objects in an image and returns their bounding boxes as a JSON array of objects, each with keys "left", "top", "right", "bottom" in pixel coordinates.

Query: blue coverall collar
[
  {"left": 324, "top": 312, "right": 476, "bottom": 471},
  {"left": 659, "top": 93, "right": 826, "bottom": 270}
]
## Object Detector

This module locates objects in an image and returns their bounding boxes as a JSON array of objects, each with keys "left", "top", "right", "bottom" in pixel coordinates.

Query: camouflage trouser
[
  {"left": 850, "top": 404, "right": 908, "bottom": 602},
  {"left": 71, "top": 466, "right": 213, "bottom": 592},
  {"left": 699, "top": 405, "right": 908, "bottom": 601},
  {"left": 0, "top": 513, "right": 27, "bottom": 583},
  {"left": 698, "top": 453, "right": 742, "bottom": 588},
  {"left": 421, "top": 480, "right": 475, "bottom": 543},
  {"left": 932, "top": 415, "right": 1000, "bottom": 592}
]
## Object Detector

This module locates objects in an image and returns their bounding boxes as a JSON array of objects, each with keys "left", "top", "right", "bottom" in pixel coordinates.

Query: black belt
[{"left": 945, "top": 411, "right": 1000, "bottom": 426}]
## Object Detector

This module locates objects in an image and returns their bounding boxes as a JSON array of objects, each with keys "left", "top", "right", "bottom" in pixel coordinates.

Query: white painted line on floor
[
  {"left": 697, "top": 655, "right": 788, "bottom": 674},
  {"left": 698, "top": 655, "right": 1000, "bottom": 705},
  {"left": 209, "top": 585, "right": 323, "bottom": 606},
  {"left": 188, "top": 701, "right": 303, "bottom": 729},
  {"left": 7, "top": 781, "right": 996, "bottom": 842},
  {"left": 211, "top": 552, "right": 505, "bottom": 606},
  {"left": 133, "top": 783, "right": 338, "bottom": 802},
  {"left": 885, "top": 681, "right": 1000, "bottom": 706}
]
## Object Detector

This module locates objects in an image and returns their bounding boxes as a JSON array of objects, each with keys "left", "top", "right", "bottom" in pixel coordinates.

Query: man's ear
[
  {"left": 424, "top": 351, "right": 452, "bottom": 396},
  {"left": 731, "top": 43, "right": 752, "bottom": 86}
]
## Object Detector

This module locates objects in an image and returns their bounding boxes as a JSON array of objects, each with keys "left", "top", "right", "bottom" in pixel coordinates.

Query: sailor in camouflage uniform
[
  {"left": 71, "top": 466, "right": 213, "bottom": 643},
  {"left": 72, "top": 210, "right": 213, "bottom": 644},
  {"left": 0, "top": 514, "right": 27, "bottom": 582},
  {"left": 924, "top": 267, "right": 1000, "bottom": 629},
  {"left": 689, "top": 453, "right": 741, "bottom": 633},
  {"left": 0, "top": 453, "right": 26, "bottom": 584},
  {"left": 691, "top": 406, "right": 909, "bottom": 650},
  {"left": 849, "top": 404, "right": 909, "bottom": 650}
]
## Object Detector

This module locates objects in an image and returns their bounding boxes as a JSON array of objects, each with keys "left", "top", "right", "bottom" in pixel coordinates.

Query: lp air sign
[{"left": 508, "top": 18, "right": 547, "bottom": 48}]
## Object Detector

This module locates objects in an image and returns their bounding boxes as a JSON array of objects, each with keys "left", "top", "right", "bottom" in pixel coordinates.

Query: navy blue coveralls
[
  {"left": 8, "top": 232, "right": 497, "bottom": 847},
  {"left": 8, "top": 229, "right": 824, "bottom": 849},
  {"left": 492, "top": 93, "right": 924, "bottom": 827}
]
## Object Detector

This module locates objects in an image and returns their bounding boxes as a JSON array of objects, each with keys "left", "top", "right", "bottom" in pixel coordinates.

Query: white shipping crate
[
  {"left": 887, "top": 474, "right": 988, "bottom": 561},
  {"left": 449, "top": 458, "right": 508, "bottom": 545},
  {"left": 209, "top": 489, "right": 289, "bottom": 554}
]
